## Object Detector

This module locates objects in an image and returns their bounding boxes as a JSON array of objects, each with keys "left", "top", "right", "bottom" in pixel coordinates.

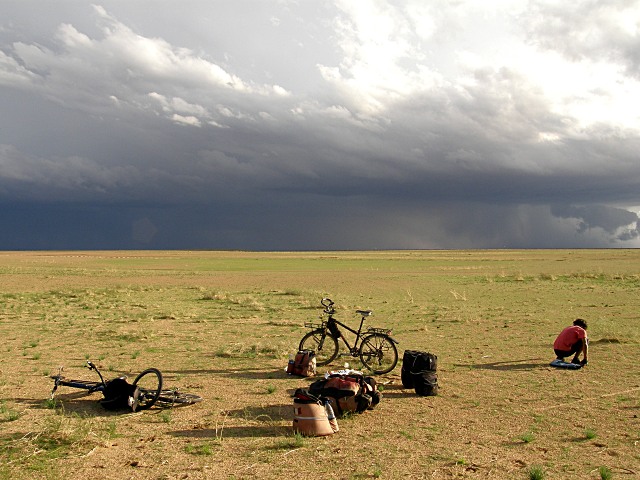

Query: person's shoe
[{"left": 571, "top": 357, "right": 580, "bottom": 364}]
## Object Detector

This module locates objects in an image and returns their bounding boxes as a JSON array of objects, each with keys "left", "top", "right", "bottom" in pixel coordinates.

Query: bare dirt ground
[{"left": 0, "top": 250, "right": 638, "bottom": 479}]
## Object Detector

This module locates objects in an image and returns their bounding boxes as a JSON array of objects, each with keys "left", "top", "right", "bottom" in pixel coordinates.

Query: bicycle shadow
[{"left": 15, "top": 395, "right": 122, "bottom": 416}]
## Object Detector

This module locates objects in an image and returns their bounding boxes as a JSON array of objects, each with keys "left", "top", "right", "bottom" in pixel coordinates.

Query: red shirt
[{"left": 554, "top": 325, "right": 587, "bottom": 351}]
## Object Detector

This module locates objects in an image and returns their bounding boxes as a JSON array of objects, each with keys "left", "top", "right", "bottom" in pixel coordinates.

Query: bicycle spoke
[
  {"left": 132, "top": 368, "right": 163, "bottom": 410},
  {"left": 155, "top": 390, "right": 203, "bottom": 407},
  {"left": 359, "top": 334, "right": 398, "bottom": 374},
  {"left": 299, "top": 329, "right": 339, "bottom": 366}
]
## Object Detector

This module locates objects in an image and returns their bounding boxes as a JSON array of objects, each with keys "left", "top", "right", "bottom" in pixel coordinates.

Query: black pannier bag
[
  {"left": 327, "top": 318, "right": 342, "bottom": 339},
  {"left": 401, "top": 350, "right": 438, "bottom": 388},
  {"left": 413, "top": 370, "right": 438, "bottom": 396},
  {"left": 100, "top": 377, "right": 137, "bottom": 410}
]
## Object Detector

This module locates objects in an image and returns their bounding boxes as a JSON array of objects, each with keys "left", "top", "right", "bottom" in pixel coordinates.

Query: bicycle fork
[{"left": 49, "top": 366, "right": 64, "bottom": 399}]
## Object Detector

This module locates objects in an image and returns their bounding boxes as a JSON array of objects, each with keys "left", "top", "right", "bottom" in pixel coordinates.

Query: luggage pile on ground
[
  {"left": 401, "top": 350, "right": 439, "bottom": 396},
  {"left": 289, "top": 348, "right": 438, "bottom": 436},
  {"left": 308, "top": 371, "right": 381, "bottom": 416},
  {"left": 292, "top": 368, "right": 382, "bottom": 436}
]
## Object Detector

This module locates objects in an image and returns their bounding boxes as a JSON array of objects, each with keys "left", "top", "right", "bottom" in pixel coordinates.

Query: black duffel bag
[
  {"left": 413, "top": 370, "right": 438, "bottom": 396},
  {"left": 401, "top": 350, "right": 438, "bottom": 388}
]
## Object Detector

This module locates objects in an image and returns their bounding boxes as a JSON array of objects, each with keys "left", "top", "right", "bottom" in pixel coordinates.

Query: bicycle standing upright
[{"left": 298, "top": 298, "right": 399, "bottom": 374}]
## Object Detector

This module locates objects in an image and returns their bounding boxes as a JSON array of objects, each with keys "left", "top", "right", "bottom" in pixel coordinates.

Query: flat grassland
[{"left": 0, "top": 250, "right": 638, "bottom": 480}]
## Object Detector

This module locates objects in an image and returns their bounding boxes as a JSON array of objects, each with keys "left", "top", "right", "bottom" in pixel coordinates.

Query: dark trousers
[{"left": 554, "top": 338, "right": 584, "bottom": 359}]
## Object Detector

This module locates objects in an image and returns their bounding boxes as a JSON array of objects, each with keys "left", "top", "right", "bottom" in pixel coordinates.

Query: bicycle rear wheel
[
  {"left": 299, "top": 329, "right": 339, "bottom": 366},
  {"left": 359, "top": 333, "right": 398, "bottom": 374},
  {"left": 155, "top": 390, "right": 203, "bottom": 407},
  {"left": 132, "top": 368, "right": 163, "bottom": 410}
]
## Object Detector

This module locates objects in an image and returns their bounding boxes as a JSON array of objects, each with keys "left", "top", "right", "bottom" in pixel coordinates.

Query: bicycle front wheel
[
  {"left": 156, "top": 391, "right": 203, "bottom": 407},
  {"left": 359, "top": 333, "right": 398, "bottom": 374},
  {"left": 132, "top": 368, "right": 163, "bottom": 410},
  {"left": 299, "top": 329, "right": 339, "bottom": 366}
]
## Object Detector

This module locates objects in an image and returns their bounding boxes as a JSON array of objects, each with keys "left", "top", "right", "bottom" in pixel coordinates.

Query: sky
[{"left": 1, "top": 0, "right": 639, "bottom": 250}]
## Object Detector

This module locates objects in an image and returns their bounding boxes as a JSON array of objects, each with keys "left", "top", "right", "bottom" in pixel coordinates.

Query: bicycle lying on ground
[
  {"left": 299, "top": 298, "right": 399, "bottom": 374},
  {"left": 50, "top": 361, "right": 202, "bottom": 411}
]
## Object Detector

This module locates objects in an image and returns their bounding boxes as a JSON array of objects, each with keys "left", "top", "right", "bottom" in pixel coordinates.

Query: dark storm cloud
[{"left": 0, "top": 1, "right": 639, "bottom": 249}]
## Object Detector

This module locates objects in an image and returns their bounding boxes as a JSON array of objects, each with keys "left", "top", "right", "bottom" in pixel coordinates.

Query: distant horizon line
[{"left": 1, "top": 247, "right": 638, "bottom": 253}]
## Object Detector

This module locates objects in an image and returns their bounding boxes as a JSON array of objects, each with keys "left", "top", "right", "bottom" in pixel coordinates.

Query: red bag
[
  {"left": 289, "top": 350, "right": 316, "bottom": 377},
  {"left": 324, "top": 376, "right": 360, "bottom": 396}
]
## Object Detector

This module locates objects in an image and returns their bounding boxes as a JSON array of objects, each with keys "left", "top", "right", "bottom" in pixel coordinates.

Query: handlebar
[
  {"left": 321, "top": 297, "right": 335, "bottom": 315},
  {"left": 85, "top": 360, "right": 106, "bottom": 387},
  {"left": 321, "top": 297, "right": 333, "bottom": 307}
]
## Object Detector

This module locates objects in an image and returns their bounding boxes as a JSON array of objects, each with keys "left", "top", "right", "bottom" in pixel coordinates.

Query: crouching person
[{"left": 553, "top": 318, "right": 588, "bottom": 366}]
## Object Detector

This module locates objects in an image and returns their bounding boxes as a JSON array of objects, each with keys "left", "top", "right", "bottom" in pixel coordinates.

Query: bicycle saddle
[{"left": 356, "top": 310, "right": 372, "bottom": 316}]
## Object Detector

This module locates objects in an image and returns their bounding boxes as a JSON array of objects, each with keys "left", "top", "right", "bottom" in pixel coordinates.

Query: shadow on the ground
[
  {"left": 377, "top": 382, "right": 426, "bottom": 399},
  {"left": 14, "top": 393, "right": 131, "bottom": 416},
  {"left": 161, "top": 367, "right": 295, "bottom": 381},
  {"left": 456, "top": 358, "right": 548, "bottom": 371},
  {"left": 169, "top": 425, "right": 290, "bottom": 438},
  {"left": 222, "top": 403, "right": 291, "bottom": 421}
]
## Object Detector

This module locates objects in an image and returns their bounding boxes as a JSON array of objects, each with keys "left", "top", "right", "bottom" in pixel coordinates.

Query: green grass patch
[
  {"left": 598, "top": 466, "right": 612, "bottom": 480},
  {"left": 528, "top": 465, "right": 545, "bottom": 480}
]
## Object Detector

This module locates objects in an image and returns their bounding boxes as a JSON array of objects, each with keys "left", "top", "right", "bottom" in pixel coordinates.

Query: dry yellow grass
[{"left": 1, "top": 250, "right": 639, "bottom": 479}]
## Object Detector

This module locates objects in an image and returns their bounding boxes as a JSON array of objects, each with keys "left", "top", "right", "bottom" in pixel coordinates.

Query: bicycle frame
[
  {"left": 49, "top": 361, "right": 202, "bottom": 410},
  {"left": 50, "top": 361, "right": 166, "bottom": 411},
  {"left": 301, "top": 297, "right": 399, "bottom": 374},
  {"left": 327, "top": 316, "right": 369, "bottom": 354},
  {"left": 50, "top": 361, "right": 107, "bottom": 398},
  {"left": 310, "top": 297, "right": 393, "bottom": 353}
]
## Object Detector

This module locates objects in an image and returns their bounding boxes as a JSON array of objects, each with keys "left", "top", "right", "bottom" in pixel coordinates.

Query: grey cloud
[
  {"left": 0, "top": 144, "right": 140, "bottom": 201},
  {"left": 1, "top": 5, "right": 290, "bottom": 126},
  {"left": 617, "top": 226, "right": 640, "bottom": 241},
  {"left": 524, "top": 1, "right": 640, "bottom": 77},
  {"left": 551, "top": 204, "right": 639, "bottom": 242}
]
